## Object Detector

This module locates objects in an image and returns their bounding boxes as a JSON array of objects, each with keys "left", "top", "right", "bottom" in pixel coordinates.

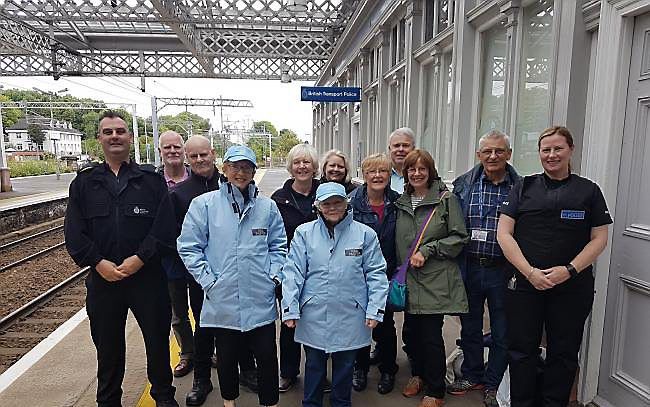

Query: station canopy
[{"left": 0, "top": 0, "right": 359, "bottom": 81}]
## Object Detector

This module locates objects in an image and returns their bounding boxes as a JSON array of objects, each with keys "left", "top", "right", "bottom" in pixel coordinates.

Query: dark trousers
[
  {"left": 506, "top": 272, "right": 594, "bottom": 407},
  {"left": 213, "top": 323, "right": 278, "bottom": 406},
  {"left": 406, "top": 313, "right": 446, "bottom": 398},
  {"left": 168, "top": 277, "right": 203, "bottom": 360},
  {"left": 190, "top": 281, "right": 256, "bottom": 381},
  {"left": 86, "top": 275, "right": 174, "bottom": 407},
  {"left": 460, "top": 261, "right": 508, "bottom": 389},
  {"left": 280, "top": 323, "right": 302, "bottom": 378},
  {"left": 303, "top": 346, "right": 357, "bottom": 407},
  {"left": 355, "top": 309, "right": 398, "bottom": 375}
]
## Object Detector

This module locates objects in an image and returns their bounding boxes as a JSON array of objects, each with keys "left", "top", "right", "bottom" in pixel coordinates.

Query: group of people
[{"left": 65, "top": 111, "right": 611, "bottom": 407}]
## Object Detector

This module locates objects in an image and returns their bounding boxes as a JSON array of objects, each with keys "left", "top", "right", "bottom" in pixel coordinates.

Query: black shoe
[
  {"left": 155, "top": 398, "right": 180, "bottom": 407},
  {"left": 377, "top": 372, "right": 395, "bottom": 394},
  {"left": 239, "top": 369, "right": 259, "bottom": 393},
  {"left": 369, "top": 347, "right": 380, "bottom": 365},
  {"left": 185, "top": 380, "right": 213, "bottom": 406},
  {"left": 279, "top": 376, "right": 297, "bottom": 392},
  {"left": 352, "top": 368, "right": 368, "bottom": 392},
  {"left": 323, "top": 377, "right": 332, "bottom": 393}
]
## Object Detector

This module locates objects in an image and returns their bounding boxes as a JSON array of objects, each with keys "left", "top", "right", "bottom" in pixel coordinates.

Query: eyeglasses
[
  {"left": 478, "top": 148, "right": 508, "bottom": 157},
  {"left": 406, "top": 167, "right": 428, "bottom": 174},
  {"left": 364, "top": 168, "right": 389, "bottom": 176},
  {"left": 227, "top": 163, "right": 255, "bottom": 174}
]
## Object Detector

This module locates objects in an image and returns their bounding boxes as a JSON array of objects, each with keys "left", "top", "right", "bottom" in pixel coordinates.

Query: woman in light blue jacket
[
  {"left": 178, "top": 145, "right": 287, "bottom": 407},
  {"left": 282, "top": 182, "right": 388, "bottom": 407}
]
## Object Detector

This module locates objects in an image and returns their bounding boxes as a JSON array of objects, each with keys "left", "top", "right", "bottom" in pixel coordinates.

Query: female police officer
[
  {"left": 281, "top": 182, "right": 388, "bottom": 407},
  {"left": 177, "top": 145, "right": 287, "bottom": 407},
  {"left": 497, "top": 126, "right": 611, "bottom": 407}
]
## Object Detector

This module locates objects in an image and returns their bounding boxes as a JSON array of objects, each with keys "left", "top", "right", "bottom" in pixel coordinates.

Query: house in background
[{"left": 6, "top": 118, "right": 83, "bottom": 158}]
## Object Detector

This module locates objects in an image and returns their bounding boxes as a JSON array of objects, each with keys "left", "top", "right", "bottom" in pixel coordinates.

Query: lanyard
[{"left": 477, "top": 173, "right": 487, "bottom": 222}]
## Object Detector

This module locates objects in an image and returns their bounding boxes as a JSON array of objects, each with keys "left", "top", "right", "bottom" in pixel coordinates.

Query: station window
[
  {"left": 476, "top": 23, "right": 507, "bottom": 144},
  {"left": 423, "top": 1, "right": 454, "bottom": 41},
  {"left": 513, "top": 0, "right": 553, "bottom": 175}
]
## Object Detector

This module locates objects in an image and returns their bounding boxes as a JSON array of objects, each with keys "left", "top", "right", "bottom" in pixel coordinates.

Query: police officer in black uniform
[
  {"left": 65, "top": 110, "right": 178, "bottom": 407},
  {"left": 497, "top": 126, "right": 612, "bottom": 407}
]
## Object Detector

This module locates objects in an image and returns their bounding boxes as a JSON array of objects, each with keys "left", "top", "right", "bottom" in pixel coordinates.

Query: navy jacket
[
  {"left": 271, "top": 178, "right": 319, "bottom": 246},
  {"left": 349, "top": 184, "right": 400, "bottom": 277},
  {"left": 452, "top": 163, "right": 521, "bottom": 280},
  {"left": 165, "top": 167, "right": 223, "bottom": 280},
  {"left": 64, "top": 161, "right": 176, "bottom": 289}
]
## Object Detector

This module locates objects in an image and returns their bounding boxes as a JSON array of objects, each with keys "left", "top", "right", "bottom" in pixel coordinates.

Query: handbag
[{"left": 387, "top": 191, "right": 448, "bottom": 311}]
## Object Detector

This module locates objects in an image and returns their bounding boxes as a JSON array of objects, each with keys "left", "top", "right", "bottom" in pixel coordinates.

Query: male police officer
[
  {"left": 450, "top": 130, "right": 520, "bottom": 407},
  {"left": 65, "top": 110, "right": 178, "bottom": 407}
]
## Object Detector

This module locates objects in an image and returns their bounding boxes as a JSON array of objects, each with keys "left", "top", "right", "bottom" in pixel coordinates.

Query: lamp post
[{"left": 32, "top": 87, "right": 68, "bottom": 180}]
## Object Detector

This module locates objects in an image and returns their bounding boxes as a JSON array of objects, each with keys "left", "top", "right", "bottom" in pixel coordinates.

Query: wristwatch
[{"left": 566, "top": 263, "right": 578, "bottom": 278}]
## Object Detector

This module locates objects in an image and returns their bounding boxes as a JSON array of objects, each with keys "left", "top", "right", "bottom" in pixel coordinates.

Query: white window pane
[
  {"left": 514, "top": 0, "right": 554, "bottom": 175},
  {"left": 477, "top": 23, "right": 507, "bottom": 144}
]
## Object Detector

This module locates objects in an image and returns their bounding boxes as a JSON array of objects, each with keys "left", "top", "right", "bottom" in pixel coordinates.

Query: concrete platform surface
[
  {"left": 0, "top": 169, "right": 485, "bottom": 407},
  {"left": 0, "top": 173, "right": 75, "bottom": 212}
]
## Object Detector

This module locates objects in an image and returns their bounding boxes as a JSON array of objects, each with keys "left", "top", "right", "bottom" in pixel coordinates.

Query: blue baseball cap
[
  {"left": 224, "top": 145, "right": 257, "bottom": 167},
  {"left": 316, "top": 182, "right": 347, "bottom": 202}
]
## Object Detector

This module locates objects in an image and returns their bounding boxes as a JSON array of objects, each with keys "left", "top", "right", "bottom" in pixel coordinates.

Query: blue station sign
[{"left": 301, "top": 86, "right": 362, "bottom": 102}]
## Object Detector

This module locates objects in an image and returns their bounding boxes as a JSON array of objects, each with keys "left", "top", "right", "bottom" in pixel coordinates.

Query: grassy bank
[{"left": 8, "top": 160, "right": 73, "bottom": 178}]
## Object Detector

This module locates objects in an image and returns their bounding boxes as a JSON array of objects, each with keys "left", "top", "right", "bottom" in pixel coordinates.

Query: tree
[
  {"left": 276, "top": 128, "right": 302, "bottom": 158},
  {"left": 158, "top": 112, "right": 211, "bottom": 137},
  {"left": 0, "top": 94, "right": 22, "bottom": 128},
  {"left": 27, "top": 123, "right": 45, "bottom": 150}
]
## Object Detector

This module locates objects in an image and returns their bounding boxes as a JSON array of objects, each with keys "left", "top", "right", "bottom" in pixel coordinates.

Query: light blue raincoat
[
  {"left": 281, "top": 212, "right": 388, "bottom": 353},
  {"left": 177, "top": 182, "right": 287, "bottom": 332}
]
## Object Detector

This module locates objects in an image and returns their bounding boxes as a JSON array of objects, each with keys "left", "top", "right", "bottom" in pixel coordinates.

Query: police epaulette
[
  {"left": 139, "top": 163, "right": 157, "bottom": 173},
  {"left": 77, "top": 161, "right": 99, "bottom": 173}
]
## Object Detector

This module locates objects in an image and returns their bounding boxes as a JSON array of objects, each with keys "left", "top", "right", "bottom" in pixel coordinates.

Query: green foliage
[
  {"left": 246, "top": 120, "right": 301, "bottom": 166},
  {"left": 158, "top": 112, "right": 211, "bottom": 137},
  {"left": 8, "top": 160, "right": 73, "bottom": 177},
  {"left": 276, "top": 128, "right": 302, "bottom": 158},
  {"left": 252, "top": 121, "right": 278, "bottom": 138},
  {"left": 27, "top": 123, "right": 45, "bottom": 147},
  {"left": 0, "top": 95, "right": 22, "bottom": 128},
  {"left": 82, "top": 138, "right": 104, "bottom": 161}
]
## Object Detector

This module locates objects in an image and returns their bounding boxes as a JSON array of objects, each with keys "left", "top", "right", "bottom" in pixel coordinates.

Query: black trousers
[
  {"left": 192, "top": 283, "right": 256, "bottom": 381},
  {"left": 355, "top": 309, "right": 398, "bottom": 375},
  {"left": 168, "top": 277, "right": 203, "bottom": 360},
  {"left": 213, "top": 323, "right": 279, "bottom": 406},
  {"left": 86, "top": 274, "right": 174, "bottom": 407},
  {"left": 405, "top": 313, "right": 446, "bottom": 398},
  {"left": 279, "top": 323, "right": 301, "bottom": 379},
  {"left": 506, "top": 272, "right": 594, "bottom": 407}
]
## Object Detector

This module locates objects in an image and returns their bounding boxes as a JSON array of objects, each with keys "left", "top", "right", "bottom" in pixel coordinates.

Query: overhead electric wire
[{"left": 60, "top": 77, "right": 139, "bottom": 103}]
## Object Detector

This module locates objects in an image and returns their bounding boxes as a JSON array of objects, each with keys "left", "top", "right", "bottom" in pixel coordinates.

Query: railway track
[
  {"left": 0, "top": 267, "right": 88, "bottom": 374},
  {"left": 0, "top": 226, "right": 66, "bottom": 272}
]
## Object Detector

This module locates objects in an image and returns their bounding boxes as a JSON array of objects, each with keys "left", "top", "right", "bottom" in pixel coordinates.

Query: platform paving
[
  {"left": 0, "top": 173, "right": 76, "bottom": 212},
  {"left": 0, "top": 168, "right": 484, "bottom": 407}
]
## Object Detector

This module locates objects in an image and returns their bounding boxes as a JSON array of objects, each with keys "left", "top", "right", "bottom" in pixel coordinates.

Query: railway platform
[
  {"left": 0, "top": 169, "right": 484, "bottom": 407},
  {"left": 0, "top": 173, "right": 75, "bottom": 212}
]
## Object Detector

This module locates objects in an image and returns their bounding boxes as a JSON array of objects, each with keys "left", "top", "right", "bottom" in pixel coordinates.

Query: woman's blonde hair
[
  {"left": 285, "top": 143, "right": 319, "bottom": 177},
  {"left": 361, "top": 153, "right": 391, "bottom": 174},
  {"left": 321, "top": 149, "right": 351, "bottom": 183}
]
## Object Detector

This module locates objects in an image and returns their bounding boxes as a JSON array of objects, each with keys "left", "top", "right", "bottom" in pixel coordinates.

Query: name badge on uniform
[
  {"left": 560, "top": 210, "right": 585, "bottom": 220},
  {"left": 252, "top": 228, "right": 268, "bottom": 236},
  {"left": 471, "top": 230, "right": 488, "bottom": 242},
  {"left": 345, "top": 248, "right": 362, "bottom": 256}
]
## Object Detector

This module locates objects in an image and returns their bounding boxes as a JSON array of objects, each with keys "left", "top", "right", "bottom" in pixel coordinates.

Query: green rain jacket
[{"left": 395, "top": 180, "right": 469, "bottom": 314}]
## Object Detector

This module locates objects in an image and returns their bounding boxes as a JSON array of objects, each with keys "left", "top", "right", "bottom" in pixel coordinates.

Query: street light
[{"left": 32, "top": 87, "right": 68, "bottom": 180}]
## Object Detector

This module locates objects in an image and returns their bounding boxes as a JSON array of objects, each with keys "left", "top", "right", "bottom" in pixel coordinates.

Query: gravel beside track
[{"left": 0, "top": 230, "right": 65, "bottom": 270}]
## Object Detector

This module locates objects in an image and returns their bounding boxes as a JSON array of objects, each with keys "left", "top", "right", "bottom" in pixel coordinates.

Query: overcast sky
[{"left": 0, "top": 76, "right": 315, "bottom": 143}]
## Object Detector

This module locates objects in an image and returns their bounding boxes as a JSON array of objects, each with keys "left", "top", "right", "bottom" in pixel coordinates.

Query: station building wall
[{"left": 313, "top": 1, "right": 650, "bottom": 406}]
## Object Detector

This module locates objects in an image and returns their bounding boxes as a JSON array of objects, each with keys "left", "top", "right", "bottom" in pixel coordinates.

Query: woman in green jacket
[{"left": 395, "top": 149, "right": 469, "bottom": 407}]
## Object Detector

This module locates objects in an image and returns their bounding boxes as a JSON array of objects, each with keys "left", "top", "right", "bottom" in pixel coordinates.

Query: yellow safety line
[{"left": 137, "top": 168, "right": 267, "bottom": 406}]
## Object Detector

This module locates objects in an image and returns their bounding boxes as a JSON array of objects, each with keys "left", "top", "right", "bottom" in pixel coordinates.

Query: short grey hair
[
  {"left": 477, "top": 130, "right": 511, "bottom": 151},
  {"left": 388, "top": 127, "right": 416, "bottom": 146},
  {"left": 321, "top": 149, "right": 352, "bottom": 183},
  {"left": 159, "top": 130, "right": 184, "bottom": 149},
  {"left": 286, "top": 143, "right": 319, "bottom": 177}
]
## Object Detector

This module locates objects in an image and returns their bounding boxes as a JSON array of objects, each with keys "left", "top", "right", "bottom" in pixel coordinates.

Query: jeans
[
  {"left": 303, "top": 346, "right": 357, "bottom": 407},
  {"left": 213, "top": 323, "right": 278, "bottom": 406},
  {"left": 506, "top": 270, "right": 594, "bottom": 407},
  {"left": 459, "top": 260, "right": 508, "bottom": 389},
  {"left": 355, "top": 309, "right": 398, "bottom": 375}
]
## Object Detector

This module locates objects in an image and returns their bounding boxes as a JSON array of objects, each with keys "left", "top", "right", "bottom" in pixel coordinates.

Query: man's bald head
[{"left": 185, "top": 135, "right": 216, "bottom": 179}]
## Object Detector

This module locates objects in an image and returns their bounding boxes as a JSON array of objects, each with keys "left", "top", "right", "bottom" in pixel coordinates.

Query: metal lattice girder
[
  {"left": 155, "top": 97, "right": 254, "bottom": 111},
  {"left": 0, "top": 0, "right": 360, "bottom": 79}
]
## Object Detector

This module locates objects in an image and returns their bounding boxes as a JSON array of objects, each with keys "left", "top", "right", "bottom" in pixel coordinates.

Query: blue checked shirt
[{"left": 467, "top": 172, "right": 514, "bottom": 258}]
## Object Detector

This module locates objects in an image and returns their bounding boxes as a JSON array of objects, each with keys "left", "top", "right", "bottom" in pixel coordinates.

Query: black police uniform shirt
[
  {"left": 64, "top": 161, "right": 176, "bottom": 288},
  {"left": 500, "top": 173, "right": 612, "bottom": 276}
]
